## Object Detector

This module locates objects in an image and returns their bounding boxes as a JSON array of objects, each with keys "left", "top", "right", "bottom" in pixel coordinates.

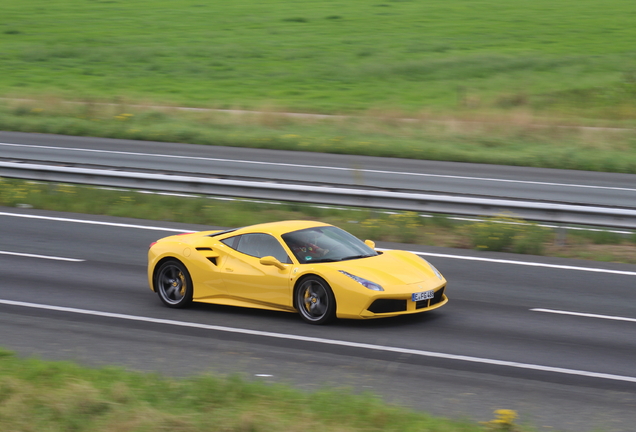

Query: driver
[{"left": 287, "top": 231, "right": 329, "bottom": 261}]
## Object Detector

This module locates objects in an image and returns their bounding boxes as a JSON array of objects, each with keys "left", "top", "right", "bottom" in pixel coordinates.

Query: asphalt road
[
  {"left": 1, "top": 207, "right": 636, "bottom": 431},
  {"left": 2, "top": 131, "right": 636, "bottom": 209}
]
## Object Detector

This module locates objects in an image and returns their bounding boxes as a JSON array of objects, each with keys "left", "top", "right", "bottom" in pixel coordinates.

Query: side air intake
[{"left": 196, "top": 247, "right": 219, "bottom": 266}]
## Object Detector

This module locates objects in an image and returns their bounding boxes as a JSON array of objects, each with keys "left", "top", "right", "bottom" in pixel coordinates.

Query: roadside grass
[
  {"left": 2, "top": 178, "right": 635, "bottom": 264},
  {"left": 1, "top": 0, "right": 636, "bottom": 119},
  {"left": 3, "top": 100, "right": 636, "bottom": 174},
  {"left": 0, "top": 348, "right": 531, "bottom": 432}
]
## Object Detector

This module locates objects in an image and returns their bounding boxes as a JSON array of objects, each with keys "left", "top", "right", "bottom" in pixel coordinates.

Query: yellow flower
[
  {"left": 481, "top": 409, "right": 518, "bottom": 430},
  {"left": 56, "top": 184, "right": 76, "bottom": 194}
]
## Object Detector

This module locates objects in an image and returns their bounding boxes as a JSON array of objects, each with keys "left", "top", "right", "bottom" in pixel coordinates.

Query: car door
[{"left": 220, "top": 233, "right": 293, "bottom": 307}]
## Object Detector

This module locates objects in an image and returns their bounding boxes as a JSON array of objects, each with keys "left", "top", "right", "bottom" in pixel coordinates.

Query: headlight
[
  {"left": 420, "top": 257, "right": 444, "bottom": 280},
  {"left": 339, "top": 271, "right": 384, "bottom": 291}
]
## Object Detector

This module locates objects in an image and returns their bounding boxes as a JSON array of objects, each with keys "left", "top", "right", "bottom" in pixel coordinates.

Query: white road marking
[
  {"left": 449, "top": 216, "right": 634, "bottom": 235},
  {"left": 1, "top": 298, "right": 635, "bottom": 384},
  {"left": 2, "top": 142, "right": 635, "bottom": 192},
  {"left": 532, "top": 308, "right": 636, "bottom": 323},
  {"left": 397, "top": 250, "right": 636, "bottom": 277},
  {"left": 0, "top": 251, "right": 84, "bottom": 262},
  {"left": 3, "top": 211, "right": 635, "bottom": 276},
  {"left": 0, "top": 211, "right": 192, "bottom": 233}
]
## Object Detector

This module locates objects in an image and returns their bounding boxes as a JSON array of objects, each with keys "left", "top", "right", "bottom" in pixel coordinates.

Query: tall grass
[
  {"left": 463, "top": 216, "right": 551, "bottom": 255},
  {"left": 2, "top": 100, "right": 636, "bottom": 174}
]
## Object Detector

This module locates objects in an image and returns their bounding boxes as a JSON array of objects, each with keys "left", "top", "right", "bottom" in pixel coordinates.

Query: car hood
[{"left": 334, "top": 251, "right": 437, "bottom": 286}]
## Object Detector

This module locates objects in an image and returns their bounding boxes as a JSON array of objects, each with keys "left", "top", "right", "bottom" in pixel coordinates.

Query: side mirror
[
  {"left": 260, "top": 256, "right": 287, "bottom": 270},
  {"left": 364, "top": 239, "right": 375, "bottom": 249}
]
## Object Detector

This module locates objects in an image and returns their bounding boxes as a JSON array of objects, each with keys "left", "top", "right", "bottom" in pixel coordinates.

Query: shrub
[
  {"left": 466, "top": 215, "right": 549, "bottom": 254},
  {"left": 429, "top": 214, "right": 454, "bottom": 228},
  {"left": 388, "top": 211, "right": 422, "bottom": 243},
  {"left": 359, "top": 217, "right": 385, "bottom": 240},
  {"left": 511, "top": 223, "right": 551, "bottom": 255},
  {"left": 466, "top": 217, "right": 518, "bottom": 252},
  {"left": 572, "top": 229, "right": 623, "bottom": 245}
]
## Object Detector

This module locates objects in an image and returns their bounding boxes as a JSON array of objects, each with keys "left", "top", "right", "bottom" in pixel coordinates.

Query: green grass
[
  {"left": 0, "top": 348, "right": 526, "bottom": 432},
  {"left": 1, "top": 0, "right": 636, "bottom": 118}
]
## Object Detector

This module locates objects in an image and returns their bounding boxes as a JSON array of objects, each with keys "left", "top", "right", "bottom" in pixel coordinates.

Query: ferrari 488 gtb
[{"left": 148, "top": 220, "right": 447, "bottom": 324}]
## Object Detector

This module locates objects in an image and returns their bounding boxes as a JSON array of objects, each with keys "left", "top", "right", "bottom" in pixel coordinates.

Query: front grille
[
  {"left": 368, "top": 299, "right": 407, "bottom": 314},
  {"left": 416, "top": 286, "right": 445, "bottom": 309}
]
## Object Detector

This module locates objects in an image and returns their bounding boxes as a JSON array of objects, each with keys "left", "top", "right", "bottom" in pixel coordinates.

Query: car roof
[{"left": 235, "top": 220, "right": 331, "bottom": 236}]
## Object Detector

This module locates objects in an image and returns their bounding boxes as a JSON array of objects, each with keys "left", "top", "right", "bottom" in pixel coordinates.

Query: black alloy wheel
[
  {"left": 155, "top": 260, "right": 193, "bottom": 308},
  {"left": 295, "top": 276, "right": 336, "bottom": 324}
]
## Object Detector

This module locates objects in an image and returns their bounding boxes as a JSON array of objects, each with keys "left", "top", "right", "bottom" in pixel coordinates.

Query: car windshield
[{"left": 282, "top": 226, "right": 377, "bottom": 264}]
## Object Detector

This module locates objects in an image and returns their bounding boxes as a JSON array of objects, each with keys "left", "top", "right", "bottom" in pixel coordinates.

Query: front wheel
[
  {"left": 154, "top": 260, "right": 193, "bottom": 308},
  {"left": 295, "top": 276, "right": 336, "bottom": 324}
]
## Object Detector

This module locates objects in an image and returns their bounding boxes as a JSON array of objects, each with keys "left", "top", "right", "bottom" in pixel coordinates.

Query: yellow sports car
[{"left": 148, "top": 221, "right": 447, "bottom": 324}]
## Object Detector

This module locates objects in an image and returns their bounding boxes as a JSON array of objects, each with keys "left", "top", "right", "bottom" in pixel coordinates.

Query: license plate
[{"left": 412, "top": 290, "right": 434, "bottom": 302}]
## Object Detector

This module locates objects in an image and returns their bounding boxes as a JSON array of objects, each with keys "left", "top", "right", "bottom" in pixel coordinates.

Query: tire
[
  {"left": 154, "top": 260, "right": 193, "bottom": 308},
  {"left": 295, "top": 276, "right": 336, "bottom": 324}
]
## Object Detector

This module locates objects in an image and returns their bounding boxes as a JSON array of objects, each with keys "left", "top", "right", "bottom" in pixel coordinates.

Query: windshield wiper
[{"left": 339, "top": 254, "right": 374, "bottom": 261}]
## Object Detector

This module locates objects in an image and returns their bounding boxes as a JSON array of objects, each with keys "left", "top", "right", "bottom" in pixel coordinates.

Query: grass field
[
  {"left": 0, "top": 348, "right": 528, "bottom": 432},
  {"left": 2, "top": 0, "right": 636, "bottom": 118}
]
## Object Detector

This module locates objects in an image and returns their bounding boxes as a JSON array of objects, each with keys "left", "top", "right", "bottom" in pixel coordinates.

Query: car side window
[
  {"left": 221, "top": 235, "right": 240, "bottom": 249},
  {"left": 222, "top": 233, "right": 291, "bottom": 263}
]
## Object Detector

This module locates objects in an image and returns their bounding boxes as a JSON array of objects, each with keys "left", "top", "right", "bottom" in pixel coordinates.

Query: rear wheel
[
  {"left": 155, "top": 260, "right": 193, "bottom": 308},
  {"left": 295, "top": 276, "right": 336, "bottom": 324}
]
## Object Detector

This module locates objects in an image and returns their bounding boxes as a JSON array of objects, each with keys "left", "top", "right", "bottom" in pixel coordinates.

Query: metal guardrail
[{"left": 2, "top": 161, "right": 636, "bottom": 229}]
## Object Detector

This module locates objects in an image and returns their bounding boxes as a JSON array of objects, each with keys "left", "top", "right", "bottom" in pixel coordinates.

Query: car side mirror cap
[
  {"left": 260, "top": 256, "right": 287, "bottom": 270},
  {"left": 364, "top": 239, "right": 375, "bottom": 249}
]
